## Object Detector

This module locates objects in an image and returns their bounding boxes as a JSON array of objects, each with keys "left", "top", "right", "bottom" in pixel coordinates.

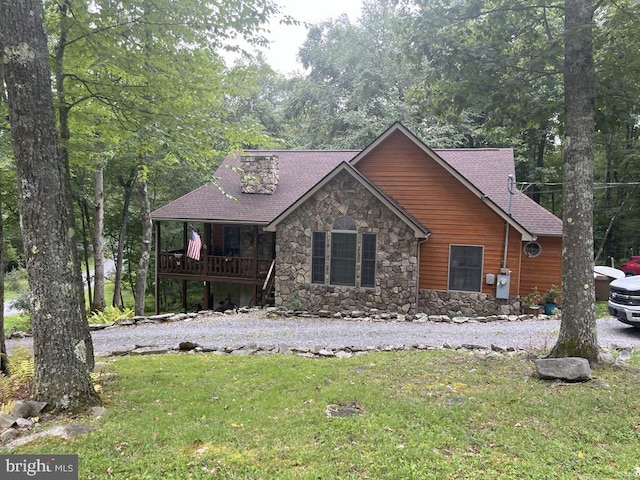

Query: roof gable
[
  {"left": 264, "top": 162, "right": 430, "bottom": 239},
  {"left": 351, "top": 122, "right": 562, "bottom": 238}
]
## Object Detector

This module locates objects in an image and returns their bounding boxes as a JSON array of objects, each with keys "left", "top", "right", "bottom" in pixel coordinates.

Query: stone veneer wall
[
  {"left": 240, "top": 155, "right": 279, "bottom": 194},
  {"left": 274, "top": 170, "right": 419, "bottom": 313},
  {"left": 418, "top": 289, "right": 520, "bottom": 316}
]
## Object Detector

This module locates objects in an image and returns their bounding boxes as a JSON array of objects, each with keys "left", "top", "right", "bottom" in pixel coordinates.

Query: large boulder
[{"left": 535, "top": 357, "right": 592, "bottom": 382}]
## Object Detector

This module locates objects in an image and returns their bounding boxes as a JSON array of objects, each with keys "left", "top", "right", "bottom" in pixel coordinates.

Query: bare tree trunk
[
  {"left": 550, "top": 0, "right": 598, "bottom": 362},
  {"left": 0, "top": 173, "right": 7, "bottom": 375},
  {"left": 79, "top": 199, "right": 93, "bottom": 308},
  {"left": 0, "top": 0, "right": 8, "bottom": 377},
  {"left": 113, "top": 170, "right": 136, "bottom": 308},
  {"left": 135, "top": 173, "right": 152, "bottom": 316},
  {"left": 2, "top": 0, "right": 100, "bottom": 408},
  {"left": 91, "top": 167, "right": 106, "bottom": 312}
]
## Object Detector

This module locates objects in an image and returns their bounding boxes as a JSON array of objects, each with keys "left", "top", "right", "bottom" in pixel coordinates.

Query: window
[
  {"left": 448, "top": 245, "right": 483, "bottom": 292},
  {"left": 361, "top": 234, "right": 376, "bottom": 288},
  {"left": 331, "top": 232, "right": 357, "bottom": 285},
  {"left": 312, "top": 218, "right": 377, "bottom": 288},
  {"left": 311, "top": 232, "right": 326, "bottom": 284},
  {"left": 333, "top": 216, "right": 357, "bottom": 230},
  {"left": 523, "top": 241, "right": 542, "bottom": 258},
  {"left": 330, "top": 217, "right": 357, "bottom": 286},
  {"left": 224, "top": 226, "right": 240, "bottom": 256}
]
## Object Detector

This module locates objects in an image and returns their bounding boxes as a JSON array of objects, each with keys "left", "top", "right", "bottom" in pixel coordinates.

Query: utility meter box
[{"left": 496, "top": 273, "right": 511, "bottom": 299}]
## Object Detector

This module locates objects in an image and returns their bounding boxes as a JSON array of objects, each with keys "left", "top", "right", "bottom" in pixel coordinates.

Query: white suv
[{"left": 608, "top": 275, "right": 640, "bottom": 327}]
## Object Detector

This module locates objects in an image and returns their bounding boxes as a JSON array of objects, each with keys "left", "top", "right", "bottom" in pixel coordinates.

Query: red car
[{"left": 621, "top": 256, "right": 640, "bottom": 276}]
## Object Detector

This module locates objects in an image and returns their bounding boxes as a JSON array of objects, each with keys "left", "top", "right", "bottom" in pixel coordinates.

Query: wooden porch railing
[{"left": 158, "top": 253, "right": 273, "bottom": 280}]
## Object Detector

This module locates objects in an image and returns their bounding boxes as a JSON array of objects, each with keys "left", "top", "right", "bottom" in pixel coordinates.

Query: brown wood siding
[
  {"left": 357, "top": 131, "right": 523, "bottom": 295},
  {"left": 519, "top": 236, "right": 563, "bottom": 299}
]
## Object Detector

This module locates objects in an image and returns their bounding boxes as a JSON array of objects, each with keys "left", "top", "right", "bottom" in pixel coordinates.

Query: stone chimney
[{"left": 240, "top": 155, "right": 279, "bottom": 194}]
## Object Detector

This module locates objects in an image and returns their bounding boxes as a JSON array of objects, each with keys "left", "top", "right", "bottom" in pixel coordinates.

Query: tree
[
  {"left": 0, "top": 0, "right": 7, "bottom": 376},
  {"left": 283, "top": 0, "right": 465, "bottom": 149},
  {"left": 549, "top": 0, "right": 598, "bottom": 361},
  {"left": 91, "top": 166, "right": 106, "bottom": 312},
  {"left": 44, "top": 0, "right": 283, "bottom": 312},
  {"left": 0, "top": 172, "right": 7, "bottom": 376},
  {"left": 1, "top": 0, "right": 100, "bottom": 409}
]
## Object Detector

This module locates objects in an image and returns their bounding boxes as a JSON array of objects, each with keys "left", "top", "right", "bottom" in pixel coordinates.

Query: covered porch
[{"left": 153, "top": 221, "right": 275, "bottom": 313}]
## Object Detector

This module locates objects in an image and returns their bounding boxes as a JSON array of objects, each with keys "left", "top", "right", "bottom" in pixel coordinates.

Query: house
[{"left": 151, "top": 123, "right": 562, "bottom": 315}]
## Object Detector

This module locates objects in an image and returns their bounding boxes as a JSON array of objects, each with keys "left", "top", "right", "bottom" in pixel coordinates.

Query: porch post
[
  {"left": 182, "top": 222, "right": 188, "bottom": 312},
  {"left": 182, "top": 222, "right": 188, "bottom": 252},
  {"left": 154, "top": 221, "right": 160, "bottom": 314},
  {"left": 203, "top": 281, "right": 211, "bottom": 310},
  {"left": 253, "top": 225, "right": 258, "bottom": 306},
  {"left": 182, "top": 280, "right": 187, "bottom": 312}
]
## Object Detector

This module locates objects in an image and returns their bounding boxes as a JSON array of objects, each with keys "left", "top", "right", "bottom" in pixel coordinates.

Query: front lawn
[{"left": 9, "top": 350, "right": 640, "bottom": 479}]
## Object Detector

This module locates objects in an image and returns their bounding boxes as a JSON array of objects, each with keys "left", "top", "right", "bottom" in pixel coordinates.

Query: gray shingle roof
[
  {"left": 152, "top": 132, "right": 562, "bottom": 237},
  {"left": 151, "top": 151, "right": 358, "bottom": 223},
  {"left": 438, "top": 149, "right": 562, "bottom": 236}
]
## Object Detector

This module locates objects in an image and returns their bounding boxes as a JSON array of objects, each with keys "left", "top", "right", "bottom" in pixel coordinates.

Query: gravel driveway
[{"left": 8, "top": 312, "right": 640, "bottom": 356}]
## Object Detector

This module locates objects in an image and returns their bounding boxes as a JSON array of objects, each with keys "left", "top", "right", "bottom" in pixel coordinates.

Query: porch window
[
  {"left": 311, "top": 232, "right": 326, "bottom": 284},
  {"left": 361, "top": 234, "right": 376, "bottom": 288},
  {"left": 224, "top": 226, "right": 240, "bottom": 256},
  {"left": 448, "top": 245, "right": 483, "bottom": 292}
]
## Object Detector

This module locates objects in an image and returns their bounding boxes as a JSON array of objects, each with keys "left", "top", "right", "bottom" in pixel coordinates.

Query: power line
[{"left": 519, "top": 181, "right": 640, "bottom": 190}]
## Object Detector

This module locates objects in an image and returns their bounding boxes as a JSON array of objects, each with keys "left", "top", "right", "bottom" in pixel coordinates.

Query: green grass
[
  {"left": 596, "top": 300, "right": 609, "bottom": 318},
  {"left": 9, "top": 350, "right": 640, "bottom": 479}
]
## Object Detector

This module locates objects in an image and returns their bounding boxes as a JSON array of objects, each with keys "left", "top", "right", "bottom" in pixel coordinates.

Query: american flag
[{"left": 186, "top": 229, "right": 202, "bottom": 260}]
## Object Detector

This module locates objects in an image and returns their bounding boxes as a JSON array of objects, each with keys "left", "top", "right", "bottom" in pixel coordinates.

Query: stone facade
[
  {"left": 418, "top": 289, "right": 520, "bottom": 316},
  {"left": 273, "top": 170, "right": 420, "bottom": 313},
  {"left": 240, "top": 155, "right": 279, "bottom": 194}
]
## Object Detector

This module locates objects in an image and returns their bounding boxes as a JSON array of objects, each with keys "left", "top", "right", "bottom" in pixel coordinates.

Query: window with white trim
[
  {"left": 312, "top": 217, "right": 377, "bottom": 288},
  {"left": 448, "top": 245, "right": 483, "bottom": 292}
]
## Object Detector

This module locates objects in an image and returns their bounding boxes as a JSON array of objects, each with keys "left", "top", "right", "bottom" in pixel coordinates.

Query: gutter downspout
[{"left": 502, "top": 175, "right": 515, "bottom": 269}]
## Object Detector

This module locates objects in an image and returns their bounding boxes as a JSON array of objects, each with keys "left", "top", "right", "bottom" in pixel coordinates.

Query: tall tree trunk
[
  {"left": 91, "top": 167, "right": 106, "bottom": 312},
  {"left": 550, "top": 0, "right": 598, "bottom": 362},
  {"left": 55, "top": 0, "right": 71, "bottom": 168},
  {"left": 135, "top": 172, "right": 152, "bottom": 316},
  {"left": 2, "top": 0, "right": 100, "bottom": 408},
  {"left": 113, "top": 170, "right": 136, "bottom": 308},
  {"left": 79, "top": 199, "right": 93, "bottom": 308},
  {"left": 0, "top": 173, "right": 7, "bottom": 376},
  {"left": 0, "top": 0, "right": 7, "bottom": 377}
]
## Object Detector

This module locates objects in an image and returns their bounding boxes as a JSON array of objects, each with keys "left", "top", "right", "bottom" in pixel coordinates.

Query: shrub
[
  {"left": 88, "top": 306, "right": 134, "bottom": 324},
  {"left": 0, "top": 346, "right": 34, "bottom": 408}
]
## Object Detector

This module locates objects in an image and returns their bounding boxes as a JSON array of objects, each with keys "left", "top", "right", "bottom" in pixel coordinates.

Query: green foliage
[
  {"left": 521, "top": 287, "right": 542, "bottom": 308},
  {"left": 88, "top": 306, "right": 134, "bottom": 325},
  {"left": 4, "top": 268, "right": 28, "bottom": 300},
  {"left": 542, "top": 284, "right": 560, "bottom": 305},
  {"left": 0, "top": 346, "right": 34, "bottom": 407},
  {"left": 284, "top": 294, "right": 307, "bottom": 312},
  {"left": 3, "top": 313, "right": 31, "bottom": 334},
  {"left": 10, "top": 351, "right": 640, "bottom": 478}
]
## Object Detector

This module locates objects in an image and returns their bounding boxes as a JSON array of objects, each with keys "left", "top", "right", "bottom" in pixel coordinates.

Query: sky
[{"left": 260, "top": 0, "right": 364, "bottom": 75}]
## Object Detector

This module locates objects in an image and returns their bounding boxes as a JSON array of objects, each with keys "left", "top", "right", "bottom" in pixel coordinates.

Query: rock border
[{"left": 6, "top": 305, "right": 561, "bottom": 340}]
